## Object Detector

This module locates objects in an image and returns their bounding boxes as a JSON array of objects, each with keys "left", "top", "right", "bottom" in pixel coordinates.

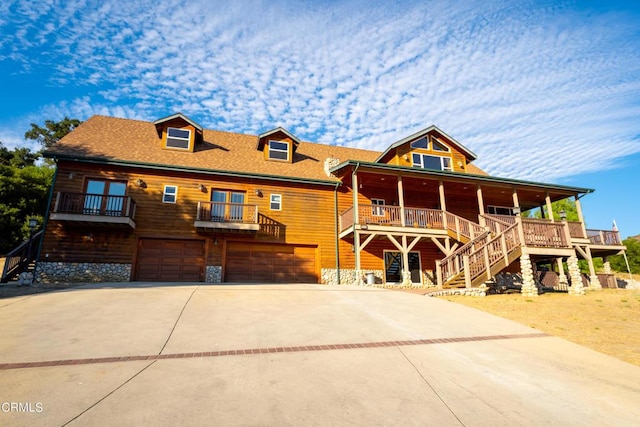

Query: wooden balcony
[
  {"left": 50, "top": 192, "right": 136, "bottom": 229},
  {"left": 194, "top": 201, "right": 260, "bottom": 232}
]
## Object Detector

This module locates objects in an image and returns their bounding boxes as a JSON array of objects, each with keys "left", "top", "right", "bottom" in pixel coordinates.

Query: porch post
[
  {"left": 352, "top": 171, "right": 360, "bottom": 225},
  {"left": 476, "top": 185, "right": 485, "bottom": 226},
  {"left": 575, "top": 196, "right": 587, "bottom": 237},
  {"left": 401, "top": 235, "right": 412, "bottom": 286},
  {"left": 354, "top": 230, "right": 363, "bottom": 285},
  {"left": 512, "top": 188, "right": 520, "bottom": 214},
  {"left": 397, "top": 175, "right": 406, "bottom": 226},
  {"left": 545, "top": 193, "right": 554, "bottom": 222},
  {"left": 439, "top": 181, "right": 447, "bottom": 230},
  {"left": 556, "top": 258, "right": 568, "bottom": 289},
  {"left": 585, "top": 246, "right": 602, "bottom": 289},
  {"left": 567, "top": 254, "right": 585, "bottom": 295}
]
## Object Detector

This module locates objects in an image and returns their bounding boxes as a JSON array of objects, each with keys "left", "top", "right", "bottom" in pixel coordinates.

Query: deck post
[
  {"left": 584, "top": 246, "right": 602, "bottom": 289},
  {"left": 439, "top": 181, "right": 447, "bottom": 230},
  {"left": 54, "top": 192, "right": 61, "bottom": 213},
  {"left": 501, "top": 233, "right": 509, "bottom": 265},
  {"left": 556, "top": 258, "right": 568, "bottom": 288},
  {"left": 435, "top": 261, "right": 443, "bottom": 289},
  {"left": 512, "top": 188, "right": 521, "bottom": 214},
  {"left": 401, "top": 235, "right": 411, "bottom": 286},
  {"left": 352, "top": 171, "right": 360, "bottom": 225}
]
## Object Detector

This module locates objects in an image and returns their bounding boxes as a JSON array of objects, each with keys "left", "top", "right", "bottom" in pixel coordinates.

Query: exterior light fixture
[
  {"left": 255, "top": 189, "right": 262, "bottom": 196},
  {"left": 136, "top": 179, "right": 145, "bottom": 187},
  {"left": 559, "top": 210, "right": 567, "bottom": 221},
  {"left": 198, "top": 184, "right": 207, "bottom": 192}
]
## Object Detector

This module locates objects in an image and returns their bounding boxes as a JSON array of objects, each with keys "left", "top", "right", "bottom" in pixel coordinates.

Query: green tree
[
  {"left": 24, "top": 116, "right": 81, "bottom": 149},
  {"left": 609, "top": 238, "right": 640, "bottom": 274},
  {"left": 530, "top": 198, "right": 579, "bottom": 222}
]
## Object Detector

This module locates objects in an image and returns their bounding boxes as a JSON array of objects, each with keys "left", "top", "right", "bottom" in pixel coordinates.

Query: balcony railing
[
  {"left": 196, "top": 202, "right": 258, "bottom": 224},
  {"left": 587, "top": 229, "right": 622, "bottom": 246},
  {"left": 52, "top": 192, "right": 136, "bottom": 221}
]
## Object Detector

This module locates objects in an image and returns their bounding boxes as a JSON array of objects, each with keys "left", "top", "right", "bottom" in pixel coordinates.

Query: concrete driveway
[{"left": 1, "top": 283, "right": 639, "bottom": 426}]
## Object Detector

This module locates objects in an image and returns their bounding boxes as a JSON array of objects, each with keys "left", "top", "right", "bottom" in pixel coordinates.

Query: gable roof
[
  {"left": 153, "top": 112, "right": 203, "bottom": 131},
  {"left": 46, "top": 115, "right": 381, "bottom": 184},
  {"left": 375, "top": 125, "right": 478, "bottom": 164}
]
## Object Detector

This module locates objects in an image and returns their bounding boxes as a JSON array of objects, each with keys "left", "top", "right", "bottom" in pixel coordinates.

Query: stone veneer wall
[
  {"left": 321, "top": 268, "right": 437, "bottom": 288},
  {"left": 36, "top": 262, "right": 131, "bottom": 283},
  {"left": 205, "top": 265, "right": 222, "bottom": 283}
]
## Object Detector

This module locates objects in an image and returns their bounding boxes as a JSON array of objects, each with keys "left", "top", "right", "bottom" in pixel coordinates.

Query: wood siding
[{"left": 42, "top": 161, "right": 340, "bottom": 280}]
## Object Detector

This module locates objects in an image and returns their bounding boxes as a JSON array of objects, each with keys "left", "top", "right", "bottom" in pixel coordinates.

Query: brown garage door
[
  {"left": 135, "top": 238, "right": 205, "bottom": 282},
  {"left": 225, "top": 242, "right": 317, "bottom": 283}
]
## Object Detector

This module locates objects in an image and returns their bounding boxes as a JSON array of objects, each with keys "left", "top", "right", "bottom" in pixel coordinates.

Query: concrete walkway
[{"left": 1, "top": 283, "right": 639, "bottom": 426}]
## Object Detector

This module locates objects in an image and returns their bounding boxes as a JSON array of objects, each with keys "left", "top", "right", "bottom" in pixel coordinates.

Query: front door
[{"left": 384, "top": 251, "right": 422, "bottom": 284}]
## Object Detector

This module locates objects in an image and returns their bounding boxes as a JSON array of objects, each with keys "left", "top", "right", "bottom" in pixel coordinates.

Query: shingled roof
[{"left": 46, "top": 115, "right": 487, "bottom": 182}]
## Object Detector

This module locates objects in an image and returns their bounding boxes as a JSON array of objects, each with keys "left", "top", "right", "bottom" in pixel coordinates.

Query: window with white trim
[
  {"left": 166, "top": 127, "right": 191, "bottom": 149},
  {"left": 371, "top": 198, "right": 385, "bottom": 216},
  {"left": 270, "top": 194, "right": 282, "bottom": 210},
  {"left": 487, "top": 205, "right": 516, "bottom": 216},
  {"left": 412, "top": 153, "right": 452, "bottom": 171},
  {"left": 431, "top": 137, "right": 450, "bottom": 152},
  {"left": 410, "top": 137, "right": 428, "bottom": 149},
  {"left": 163, "top": 185, "right": 178, "bottom": 203},
  {"left": 268, "top": 141, "right": 290, "bottom": 161}
]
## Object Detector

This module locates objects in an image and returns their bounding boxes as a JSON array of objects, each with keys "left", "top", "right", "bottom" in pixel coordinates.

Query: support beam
[
  {"left": 402, "top": 235, "right": 411, "bottom": 286},
  {"left": 430, "top": 237, "right": 449, "bottom": 255},
  {"left": 359, "top": 233, "right": 376, "bottom": 251},
  {"left": 407, "top": 236, "right": 422, "bottom": 252}
]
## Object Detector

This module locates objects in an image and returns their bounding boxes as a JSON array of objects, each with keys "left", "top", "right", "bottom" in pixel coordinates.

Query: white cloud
[{"left": 0, "top": 0, "right": 639, "bottom": 183}]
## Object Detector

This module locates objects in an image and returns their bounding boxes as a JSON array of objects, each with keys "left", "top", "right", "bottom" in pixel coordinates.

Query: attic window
[
  {"left": 166, "top": 127, "right": 191, "bottom": 149},
  {"left": 268, "top": 141, "right": 289, "bottom": 161},
  {"left": 410, "top": 137, "right": 429, "bottom": 149},
  {"left": 431, "top": 137, "right": 450, "bottom": 152}
]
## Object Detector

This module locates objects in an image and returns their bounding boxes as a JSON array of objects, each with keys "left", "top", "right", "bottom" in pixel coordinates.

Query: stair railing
[
  {"left": 437, "top": 231, "right": 490, "bottom": 285},
  {"left": 1, "top": 230, "right": 43, "bottom": 283}
]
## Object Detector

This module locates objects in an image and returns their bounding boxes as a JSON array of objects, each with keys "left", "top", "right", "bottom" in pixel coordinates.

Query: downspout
[
  {"left": 35, "top": 158, "right": 59, "bottom": 282},
  {"left": 334, "top": 182, "right": 341, "bottom": 285}
]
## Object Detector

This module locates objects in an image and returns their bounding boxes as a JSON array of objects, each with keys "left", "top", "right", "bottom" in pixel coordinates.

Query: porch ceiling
[{"left": 337, "top": 163, "right": 590, "bottom": 211}]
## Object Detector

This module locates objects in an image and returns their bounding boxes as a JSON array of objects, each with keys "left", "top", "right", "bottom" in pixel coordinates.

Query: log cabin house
[{"left": 35, "top": 113, "right": 626, "bottom": 294}]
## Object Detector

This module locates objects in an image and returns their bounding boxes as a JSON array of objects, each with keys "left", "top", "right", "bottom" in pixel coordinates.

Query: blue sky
[{"left": 1, "top": 0, "right": 639, "bottom": 237}]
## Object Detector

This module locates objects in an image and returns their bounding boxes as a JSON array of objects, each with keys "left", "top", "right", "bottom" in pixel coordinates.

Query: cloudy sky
[{"left": 1, "top": 0, "right": 639, "bottom": 236}]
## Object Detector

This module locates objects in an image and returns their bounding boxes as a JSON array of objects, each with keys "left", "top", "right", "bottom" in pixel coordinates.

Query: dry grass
[{"left": 440, "top": 288, "right": 640, "bottom": 367}]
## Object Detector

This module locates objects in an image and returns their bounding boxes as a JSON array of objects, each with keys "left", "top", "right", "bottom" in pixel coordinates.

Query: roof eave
[{"left": 329, "top": 160, "right": 594, "bottom": 195}]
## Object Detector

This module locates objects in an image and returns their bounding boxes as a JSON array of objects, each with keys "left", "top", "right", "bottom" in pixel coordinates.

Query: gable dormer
[
  {"left": 153, "top": 113, "right": 204, "bottom": 153},
  {"left": 256, "top": 127, "right": 301, "bottom": 163},
  {"left": 375, "top": 125, "right": 477, "bottom": 173}
]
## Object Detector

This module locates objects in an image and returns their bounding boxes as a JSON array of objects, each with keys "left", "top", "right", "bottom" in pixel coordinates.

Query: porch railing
[
  {"left": 567, "top": 221, "right": 586, "bottom": 239},
  {"left": 196, "top": 201, "right": 258, "bottom": 223},
  {"left": 54, "top": 192, "right": 136, "bottom": 219},
  {"left": 521, "top": 218, "right": 569, "bottom": 248},
  {"left": 339, "top": 205, "right": 484, "bottom": 241},
  {"left": 587, "top": 229, "right": 622, "bottom": 246}
]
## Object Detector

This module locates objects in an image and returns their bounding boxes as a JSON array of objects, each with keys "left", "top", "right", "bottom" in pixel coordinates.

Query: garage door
[
  {"left": 225, "top": 242, "right": 317, "bottom": 283},
  {"left": 135, "top": 238, "right": 205, "bottom": 282}
]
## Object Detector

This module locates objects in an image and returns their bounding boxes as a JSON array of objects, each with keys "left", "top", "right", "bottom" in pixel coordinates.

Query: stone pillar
[
  {"left": 567, "top": 255, "right": 585, "bottom": 295},
  {"left": 520, "top": 253, "right": 538, "bottom": 296},
  {"left": 603, "top": 258, "right": 611, "bottom": 274}
]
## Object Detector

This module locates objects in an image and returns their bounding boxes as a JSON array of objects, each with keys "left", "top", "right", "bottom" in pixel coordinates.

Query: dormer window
[
  {"left": 166, "top": 127, "right": 191, "bottom": 150},
  {"left": 410, "top": 137, "right": 429, "bottom": 149},
  {"left": 268, "top": 141, "right": 290, "bottom": 161},
  {"left": 431, "top": 137, "right": 450, "bottom": 152}
]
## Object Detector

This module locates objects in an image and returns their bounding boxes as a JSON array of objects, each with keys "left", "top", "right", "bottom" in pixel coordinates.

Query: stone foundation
[
  {"left": 567, "top": 255, "right": 585, "bottom": 295},
  {"left": 321, "top": 268, "right": 437, "bottom": 288},
  {"left": 427, "top": 285, "right": 488, "bottom": 297},
  {"left": 36, "top": 262, "right": 131, "bottom": 283},
  {"left": 205, "top": 265, "right": 222, "bottom": 283}
]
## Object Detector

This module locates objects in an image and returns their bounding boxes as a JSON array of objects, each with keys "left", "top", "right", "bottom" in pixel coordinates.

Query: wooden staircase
[
  {"left": 1, "top": 230, "right": 42, "bottom": 283},
  {"left": 437, "top": 217, "right": 522, "bottom": 289}
]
